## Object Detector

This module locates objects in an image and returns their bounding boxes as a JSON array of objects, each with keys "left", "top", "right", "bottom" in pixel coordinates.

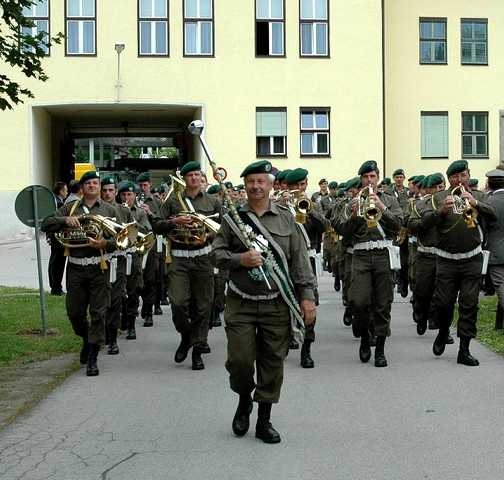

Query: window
[
  {"left": 184, "top": 0, "right": 213, "bottom": 56},
  {"left": 138, "top": 0, "right": 168, "bottom": 56},
  {"left": 462, "top": 112, "right": 488, "bottom": 158},
  {"left": 22, "top": 0, "right": 50, "bottom": 55},
  {"left": 419, "top": 18, "right": 446, "bottom": 64},
  {"left": 300, "top": 0, "right": 328, "bottom": 56},
  {"left": 256, "top": 108, "right": 287, "bottom": 156},
  {"left": 300, "top": 109, "right": 330, "bottom": 155},
  {"left": 255, "top": 0, "right": 285, "bottom": 56},
  {"left": 421, "top": 112, "right": 448, "bottom": 158},
  {"left": 66, "top": 0, "right": 96, "bottom": 55},
  {"left": 461, "top": 19, "right": 487, "bottom": 65}
]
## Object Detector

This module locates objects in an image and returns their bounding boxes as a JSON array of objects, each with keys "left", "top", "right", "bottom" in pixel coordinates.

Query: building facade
[{"left": 0, "top": 0, "right": 502, "bottom": 240}]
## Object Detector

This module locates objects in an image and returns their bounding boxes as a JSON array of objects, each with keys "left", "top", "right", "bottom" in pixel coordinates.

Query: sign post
[{"left": 15, "top": 186, "right": 57, "bottom": 337}]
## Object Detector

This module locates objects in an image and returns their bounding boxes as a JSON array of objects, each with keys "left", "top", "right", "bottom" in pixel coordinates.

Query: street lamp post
[{"left": 115, "top": 42, "right": 125, "bottom": 102}]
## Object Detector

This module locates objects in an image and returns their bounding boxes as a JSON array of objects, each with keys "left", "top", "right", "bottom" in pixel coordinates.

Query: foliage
[
  {"left": 0, "top": 0, "right": 64, "bottom": 110},
  {"left": 476, "top": 296, "right": 504, "bottom": 356}
]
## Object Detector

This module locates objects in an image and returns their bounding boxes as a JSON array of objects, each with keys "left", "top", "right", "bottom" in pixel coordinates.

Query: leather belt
[
  {"left": 353, "top": 240, "right": 392, "bottom": 251},
  {"left": 68, "top": 256, "right": 104, "bottom": 266},
  {"left": 171, "top": 244, "right": 212, "bottom": 258},
  {"left": 435, "top": 245, "right": 482, "bottom": 261}
]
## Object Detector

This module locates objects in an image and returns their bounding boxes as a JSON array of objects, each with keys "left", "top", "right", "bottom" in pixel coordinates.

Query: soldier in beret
[
  {"left": 422, "top": 160, "right": 496, "bottom": 365},
  {"left": 152, "top": 161, "right": 221, "bottom": 370},
  {"left": 333, "top": 161, "right": 403, "bottom": 367},
  {"left": 213, "top": 160, "right": 316, "bottom": 444},
  {"left": 41, "top": 171, "right": 119, "bottom": 376}
]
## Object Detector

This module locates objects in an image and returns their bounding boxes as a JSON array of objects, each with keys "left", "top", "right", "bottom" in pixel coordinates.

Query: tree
[{"left": 0, "top": 0, "right": 63, "bottom": 110}]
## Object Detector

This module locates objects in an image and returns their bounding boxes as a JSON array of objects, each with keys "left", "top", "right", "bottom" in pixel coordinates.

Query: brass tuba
[
  {"left": 451, "top": 184, "right": 477, "bottom": 229},
  {"left": 357, "top": 185, "right": 382, "bottom": 228}
]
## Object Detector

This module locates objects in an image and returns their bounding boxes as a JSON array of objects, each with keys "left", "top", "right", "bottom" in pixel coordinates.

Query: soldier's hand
[
  {"left": 65, "top": 216, "right": 81, "bottom": 228},
  {"left": 240, "top": 250, "right": 263, "bottom": 268},
  {"left": 139, "top": 203, "right": 152, "bottom": 216},
  {"left": 171, "top": 215, "right": 193, "bottom": 225},
  {"left": 461, "top": 190, "right": 477, "bottom": 207},
  {"left": 369, "top": 192, "right": 386, "bottom": 211},
  {"left": 439, "top": 196, "right": 454, "bottom": 215},
  {"left": 88, "top": 237, "right": 107, "bottom": 250},
  {"left": 350, "top": 198, "right": 359, "bottom": 216},
  {"left": 300, "top": 299, "right": 316, "bottom": 326}
]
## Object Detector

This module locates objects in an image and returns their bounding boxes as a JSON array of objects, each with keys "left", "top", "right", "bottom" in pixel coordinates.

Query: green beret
[
  {"left": 207, "top": 184, "right": 221, "bottom": 195},
  {"left": 412, "top": 175, "right": 425, "bottom": 185},
  {"left": 236, "top": 184, "right": 244, "bottom": 190},
  {"left": 276, "top": 169, "right": 291, "bottom": 182},
  {"left": 117, "top": 180, "right": 136, "bottom": 194},
  {"left": 224, "top": 181, "right": 234, "bottom": 189},
  {"left": 358, "top": 160, "right": 378, "bottom": 176},
  {"left": 382, "top": 177, "right": 391, "bottom": 185},
  {"left": 240, "top": 160, "right": 273, "bottom": 177},
  {"left": 285, "top": 168, "right": 308, "bottom": 184},
  {"left": 150, "top": 186, "right": 160, "bottom": 194},
  {"left": 446, "top": 160, "right": 468, "bottom": 177},
  {"left": 180, "top": 161, "right": 201, "bottom": 177},
  {"left": 408, "top": 175, "right": 417, "bottom": 182},
  {"left": 318, "top": 178, "right": 328, "bottom": 185},
  {"left": 468, "top": 178, "right": 479, "bottom": 187},
  {"left": 345, "top": 177, "right": 361, "bottom": 191},
  {"left": 418, "top": 176, "right": 429, "bottom": 188},
  {"left": 328, "top": 181, "right": 338, "bottom": 189},
  {"left": 136, "top": 171, "right": 151, "bottom": 183},
  {"left": 158, "top": 184, "right": 168, "bottom": 193},
  {"left": 101, "top": 176, "right": 116, "bottom": 186},
  {"left": 426, "top": 173, "right": 444, "bottom": 188},
  {"left": 392, "top": 169, "right": 405, "bottom": 177},
  {"left": 79, "top": 170, "right": 100, "bottom": 184}
]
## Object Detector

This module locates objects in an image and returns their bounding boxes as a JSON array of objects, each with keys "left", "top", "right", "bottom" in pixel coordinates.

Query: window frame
[
  {"left": 420, "top": 111, "right": 449, "bottom": 159},
  {"left": 137, "top": 0, "right": 169, "bottom": 57},
  {"left": 299, "top": 107, "right": 330, "bottom": 157},
  {"left": 183, "top": 0, "right": 215, "bottom": 57},
  {"left": 299, "top": 0, "right": 329, "bottom": 58},
  {"left": 460, "top": 18, "right": 488, "bottom": 66},
  {"left": 419, "top": 17, "right": 447, "bottom": 65},
  {"left": 65, "top": 0, "right": 97, "bottom": 57},
  {"left": 256, "top": 107, "right": 288, "bottom": 158},
  {"left": 255, "top": 0, "right": 286, "bottom": 58},
  {"left": 461, "top": 111, "right": 489, "bottom": 159},
  {"left": 21, "top": 0, "right": 51, "bottom": 56}
]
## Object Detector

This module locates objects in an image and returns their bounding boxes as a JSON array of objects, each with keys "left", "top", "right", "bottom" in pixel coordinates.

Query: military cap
[
  {"left": 101, "top": 175, "right": 116, "bottom": 186},
  {"left": 468, "top": 178, "right": 479, "bottom": 187},
  {"left": 381, "top": 177, "right": 391, "bottom": 186},
  {"left": 328, "top": 181, "right": 338, "bottom": 189},
  {"left": 236, "top": 184, "right": 245, "bottom": 190},
  {"left": 412, "top": 175, "right": 425, "bottom": 185},
  {"left": 408, "top": 175, "right": 417, "bottom": 182},
  {"left": 358, "top": 160, "right": 378, "bottom": 176},
  {"left": 345, "top": 176, "right": 362, "bottom": 191},
  {"left": 180, "top": 161, "right": 201, "bottom": 177},
  {"left": 486, "top": 169, "right": 504, "bottom": 178},
  {"left": 207, "top": 184, "right": 221, "bottom": 194},
  {"left": 150, "top": 186, "right": 160, "bottom": 194},
  {"left": 136, "top": 171, "right": 151, "bottom": 183},
  {"left": 276, "top": 169, "right": 291, "bottom": 182},
  {"left": 79, "top": 170, "right": 100, "bottom": 184},
  {"left": 285, "top": 168, "right": 308, "bottom": 184},
  {"left": 426, "top": 173, "right": 444, "bottom": 188},
  {"left": 418, "top": 176, "right": 429, "bottom": 188},
  {"left": 392, "top": 168, "right": 405, "bottom": 177},
  {"left": 117, "top": 180, "right": 136, "bottom": 194},
  {"left": 319, "top": 178, "right": 328, "bottom": 185},
  {"left": 158, "top": 184, "right": 168, "bottom": 193},
  {"left": 240, "top": 160, "right": 273, "bottom": 177},
  {"left": 224, "top": 181, "right": 234, "bottom": 189},
  {"left": 446, "top": 160, "right": 468, "bottom": 177}
]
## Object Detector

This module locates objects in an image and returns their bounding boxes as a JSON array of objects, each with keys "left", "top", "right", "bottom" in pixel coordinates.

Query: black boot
[
  {"left": 256, "top": 402, "right": 281, "bottom": 444},
  {"left": 191, "top": 345, "right": 205, "bottom": 370},
  {"left": 495, "top": 303, "right": 504, "bottom": 330},
  {"left": 288, "top": 337, "right": 299, "bottom": 350},
  {"left": 445, "top": 332, "right": 454, "bottom": 344},
  {"left": 107, "top": 328, "right": 119, "bottom": 355},
  {"left": 105, "top": 326, "right": 110, "bottom": 346},
  {"left": 457, "top": 336, "right": 479, "bottom": 366},
  {"left": 199, "top": 342, "right": 211, "bottom": 354},
  {"left": 300, "top": 340, "right": 314, "bottom": 368},
  {"left": 143, "top": 313, "right": 153, "bottom": 327},
  {"left": 154, "top": 303, "right": 163, "bottom": 315},
  {"left": 80, "top": 337, "right": 89, "bottom": 365},
  {"left": 359, "top": 331, "right": 371, "bottom": 363},
  {"left": 86, "top": 343, "right": 100, "bottom": 376},
  {"left": 126, "top": 316, "right": 136, "bottom": 340},
  {"left": 369, "top": 332, "right": 377, "bottom": 347},
  {"left": 333, "top": 277, "right": 341, "bottom": 292},
  {"left": 374, "top": 336, "right": 388, "bottom": 367},
  {"left": 232, "top": 395, "right": 253, "bottom": 437},
  {"left": 174, "top": 334, "right": 191, "bottom": 363},
  {"left": 416, "top": 313, "right": 427, "bottom": 335},
  {"left": 433, "top": 328, "right": 449, "bottom": 356},
  {"left": 343, "top": 306, "right": 353, "bottom": 326}
]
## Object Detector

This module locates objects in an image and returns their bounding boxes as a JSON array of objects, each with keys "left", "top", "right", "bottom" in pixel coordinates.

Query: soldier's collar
[{"left": 240, "top": 200, "right": 280, "bottom": 215}]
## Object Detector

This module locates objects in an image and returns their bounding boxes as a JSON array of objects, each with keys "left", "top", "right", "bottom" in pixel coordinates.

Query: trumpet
[
  {"left": 289, "top": 189, "right": 312, "bottom": 224},
  {"left": 357, "top": 185, "right": 382, "bottom": 228},
  {"left": 451, "top": 184, "right": 477, "bottom": 229}
]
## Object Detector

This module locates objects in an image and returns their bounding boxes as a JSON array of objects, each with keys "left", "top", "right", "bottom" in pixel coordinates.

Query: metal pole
[{"left": 31, "top": 186, "right": 48, "bottom": 337}]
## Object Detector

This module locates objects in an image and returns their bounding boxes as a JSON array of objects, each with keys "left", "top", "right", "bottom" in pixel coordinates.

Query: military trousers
[
  {"left": 213, "top": 268, "right": 229, "bottom": 313},
  {"left": 141, "top": 249, "right": 159, "bottom": 313},
  {"left": 414, "top": 252, "right": 436, "bottom": 324},
  {"left": 342, "top": 252, "right": 353, "bottom": 307},
  {"left": 48, "top": 241, "right": 66, "bottom": 293},
  {"left": 65, "top": 263, "right": 110, "bottom": 345},
  {"left": 399, "top": 240, "right": 409, "bottom": 291},
  {"left": 408, "top": 242, "right": 418, "bottom": 294},
  {"left": 349, "top": 249, "right": 393, "bottom": 337},
  {"left": 167, "top": 253, "right": 214, "bottom": 346},
  {"left": 107, "top": 257, "right": 126, "bottom": 331},
  {"left": 431, "top": 254, "right": 482, "bottom": 338},
  {"left": 125, "top": 254, "right": 143, "bottom": 321},
  {"left": 489, "top": 264, "right": 504, "bottom": 314},
  {"left": 225, "top": 293, "right": 290, "bottom": 403}
]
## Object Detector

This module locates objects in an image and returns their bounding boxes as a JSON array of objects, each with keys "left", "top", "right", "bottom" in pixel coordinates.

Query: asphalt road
[{"left": 0, "top": 241, "right": 503, "bottom": 479}]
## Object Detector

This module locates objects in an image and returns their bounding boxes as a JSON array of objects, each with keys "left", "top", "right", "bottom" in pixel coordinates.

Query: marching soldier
[
  {"left": 333, "top": 161, "right": 403, "bottom": 367},
  {"left": 423, "top": 160, "right": 496, "bottom": 366},
  {"left": 311, "top": 178, "right": 329, "bottom": 205},
  {"left": 152, "top": 161, "right": 221, "bottom": 370},
  {"left": 213, "top": 160, "right": 316, "bottom": 444},
  {"left": 41, "top": 171, "right": 118, "bottom": 377}
]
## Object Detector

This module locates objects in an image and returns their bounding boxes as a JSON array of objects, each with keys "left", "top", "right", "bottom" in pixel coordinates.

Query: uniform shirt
[
  {"left": 389, "top": 185, "right": 410, "bottom": 212},
  {"left": 212, "top": 201, "right": 316, "bottom": 300},
  {"left": 407, "top": 195, "right": 438, "bottom": 248},
  {"left": 333, "top": 191, "right": 403, "bottom": 245},
  {"left": 486, "top": 189, "right": 504, "bottom": 265},
  {"left": 41, "top": 198, "right": 118, "bottom": 258},
  {"left": 109, "top": 200, "right": 133, "bottom": 224},
  {"left": 421, "top": 188, "right": 496, "bottom": 254},
  {"left": 130, "top": 204, "right": 152, "bottom": 233}
]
